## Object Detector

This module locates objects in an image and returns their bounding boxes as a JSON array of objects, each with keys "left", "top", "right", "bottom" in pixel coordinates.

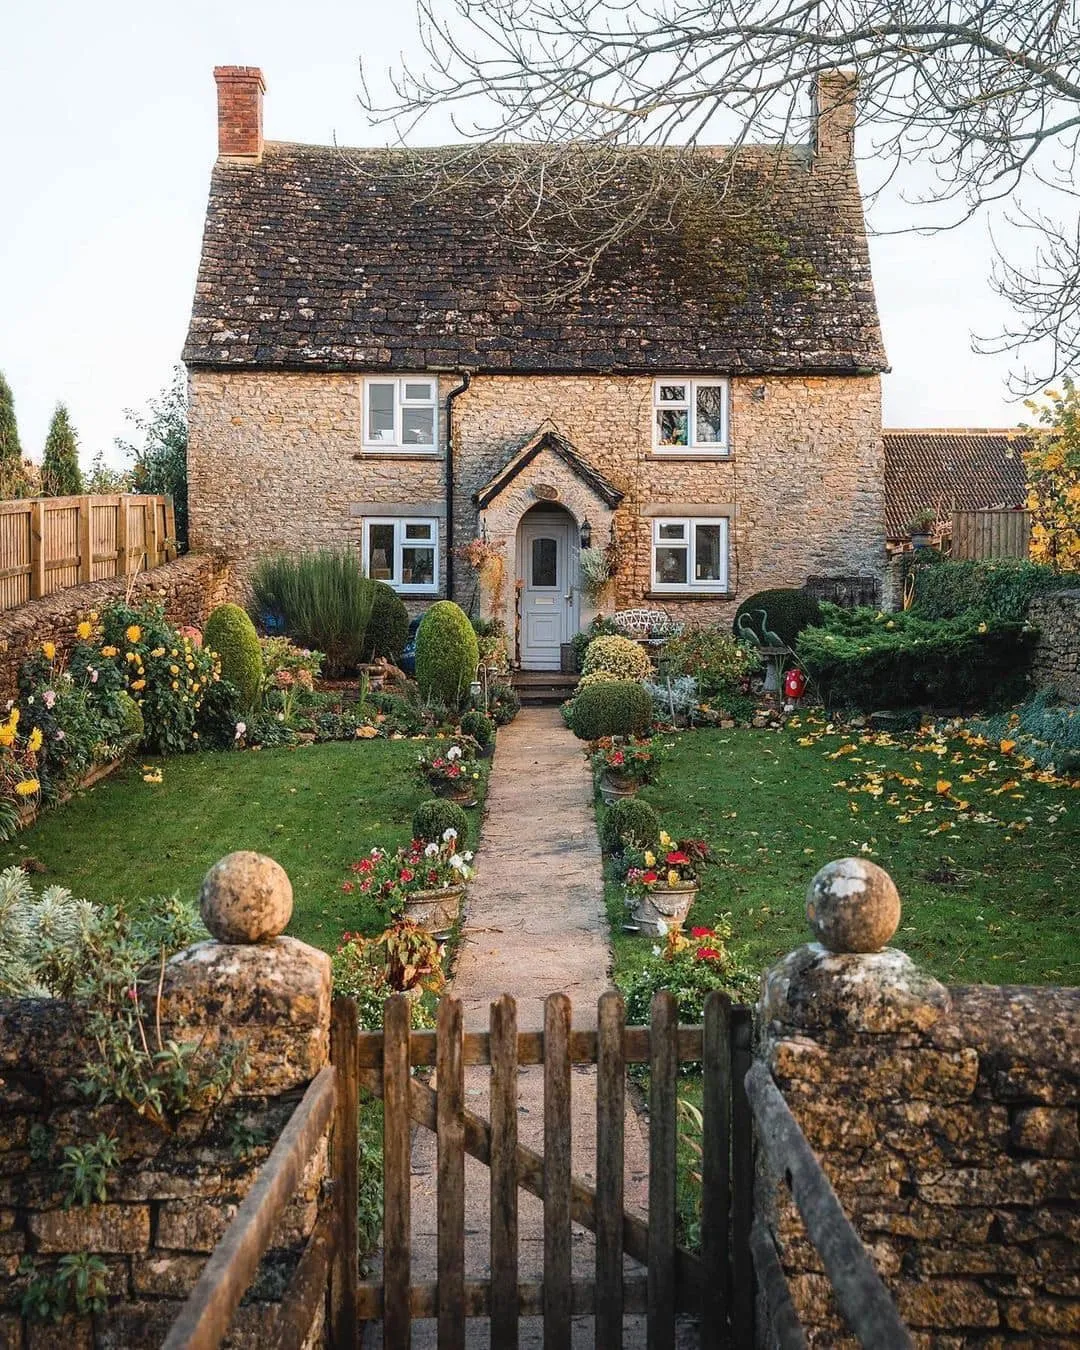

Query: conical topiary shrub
[
  {"left": 203, "top": 603, "right": 263, "bottom": 712},
  {"left": 415, "top": 601, "right": 479, "bottom": 708}
]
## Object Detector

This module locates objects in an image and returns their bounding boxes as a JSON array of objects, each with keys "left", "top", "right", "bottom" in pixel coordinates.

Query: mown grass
[{"left": 0, "top": 740, "right": 486, "bottom": 953}]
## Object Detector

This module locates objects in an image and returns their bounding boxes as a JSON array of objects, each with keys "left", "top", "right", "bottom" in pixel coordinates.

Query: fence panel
[
  {"left": 0, "top": 494, "right": 174, "bottom": 611},
  {"left": 951, "top": 509, "right": 1031, "bottom": 560}
]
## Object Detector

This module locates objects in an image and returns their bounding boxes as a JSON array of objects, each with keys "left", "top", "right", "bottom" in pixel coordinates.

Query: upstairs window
[
  {"left": 363, "top": 377, "right": 438, "bottom": 451},
  {"left": 653, "top": 378, "right": 729, "bottom": 453},
  {"left": 651, "top": 517, "right": 729, "bottom": 592},
  {"left": 362, "top": 518, "right": 439, "bottom": 594}
]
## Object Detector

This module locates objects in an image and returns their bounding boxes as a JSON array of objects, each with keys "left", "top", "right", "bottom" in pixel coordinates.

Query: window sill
[
  {"left": 649, "top": 452, "right": 733, "bottom": 463},
  {"left": 352, "top": 449, "right": 441, "bottom": 461},
  {"left": 646, "top": 590, "right": 735, "bottom": 602}
]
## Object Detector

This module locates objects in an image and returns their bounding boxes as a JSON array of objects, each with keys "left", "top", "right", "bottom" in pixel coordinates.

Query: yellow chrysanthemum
[
  {"left": 0, "top": 728, "right": 14, "bottom": 749},
  {"left": 15, "top": 779, "right": 39, "bottom": 797},
  {"left": 644, "top": 851, "right": 656, "bottom": 867},
  {"left": 41, "top": 642, "right": 55, "bottom": 662},
  {"left": 27, "top": 728, "right": 42, "bottom": 753},
  {"left": 131, "top": 678, "right": 147, "bottom": 692},
  {"left": 169, "top": 664, "right": 179, "bottom": 675},
  {"left": 125, "top": 625, "right": 142, "bottom": 644},
  {"left": 151, "top": 647, "right": 166, "bottom": 658},
  {"left": 101, "top": 645, "right": 118, "bottom": 658},
  {"left": 76, "top": 621, "right": 92, "bottom": 641}
]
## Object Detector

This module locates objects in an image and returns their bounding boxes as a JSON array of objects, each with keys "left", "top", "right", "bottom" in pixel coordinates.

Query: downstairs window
[
  {"left": 362, "top": 518, "right": 439, "bottom": 594},
  {"left": 651, "top": 517, "right": 730, "bottom": 592}
]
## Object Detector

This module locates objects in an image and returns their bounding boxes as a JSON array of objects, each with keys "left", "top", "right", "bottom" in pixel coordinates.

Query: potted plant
[
  {"left": 906, "top": 507, "right": 938, "bottom": 550},
  {"left": 400, "top": 830, "right": 474, "bottom": 932},
  {"left": 416, "top": 741, "right": 483, "bottom": 804},
  {"left": 590, "top": 736, "right": 662, "bottom": 804},
  {"left": 624, "top": 831, "right": 710, "bottom": 934},
  {"left": 579, "top": 546, "right": 613, "bottom": 602}
]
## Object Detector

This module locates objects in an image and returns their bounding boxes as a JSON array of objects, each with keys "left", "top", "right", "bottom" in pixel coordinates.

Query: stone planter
[
  {"left": 431, "top": 779, "right": 478, "bottom": 806},
  {"left": 404, "top": 884, "right": 466, "bottom": 933},
  {"left": 599, "top": 772, "right": 641, "bottom": 805},
  {"left": 631, "top": 883, "right": 699, "bottom": 936}
]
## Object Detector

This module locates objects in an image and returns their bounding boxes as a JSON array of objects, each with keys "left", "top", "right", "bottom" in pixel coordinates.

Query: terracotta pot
[
  {"left": 403, "top": 884, "right": 466, "bottom": 934},
  {"left": 631, "top": 883, "right": 699, "bottom": 936},
  {"left": 599, "top": 771, "right": 640, "bottom": 805}
]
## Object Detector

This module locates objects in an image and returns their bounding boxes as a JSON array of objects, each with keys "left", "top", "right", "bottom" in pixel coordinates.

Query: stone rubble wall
[
  {"left": 1029, "top": 589, "right": 1080, "bottom": 703},
  {"left": 758, "top": 947, "right": 1080, "bottom": 1346},
  {"left": 0, "top": 552, "right": 232, "bottom": 704},
  {"left": 0, "top": 934, "right": 332, "bottom": 1349},
  {"left": 187, "top": 368, "right": 886, "bottom": 624}
]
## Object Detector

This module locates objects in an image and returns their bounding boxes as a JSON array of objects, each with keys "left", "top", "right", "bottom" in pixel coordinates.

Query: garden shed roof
[
  {"left": 183, "top": 142, "right": 886, "bottom": 376},
  {"left": 883, "top": 429, "right": 1030, "bottom": 539}
]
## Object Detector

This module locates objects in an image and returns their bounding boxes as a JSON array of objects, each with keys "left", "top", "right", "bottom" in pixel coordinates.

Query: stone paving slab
[{"left": 363, "top": 707, "right": 683, "bottom": 1348}]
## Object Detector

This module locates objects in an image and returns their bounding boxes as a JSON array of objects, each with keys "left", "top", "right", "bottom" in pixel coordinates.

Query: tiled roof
[
  {"left": 883, "top": 428, "right": 1030, "bottom": 539},
  {"left": 183, "top": 142, "right": 887, "bottom": 375}
]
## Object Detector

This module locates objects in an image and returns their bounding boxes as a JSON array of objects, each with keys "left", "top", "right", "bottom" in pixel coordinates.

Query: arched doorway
[{"left": 516, "top": 503, "right": 579, "bottom": 671}]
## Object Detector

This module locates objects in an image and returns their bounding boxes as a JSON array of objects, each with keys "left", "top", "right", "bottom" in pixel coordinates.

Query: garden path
[{"left": 365, "top": 706, "right": 663, "bottom": 1348}]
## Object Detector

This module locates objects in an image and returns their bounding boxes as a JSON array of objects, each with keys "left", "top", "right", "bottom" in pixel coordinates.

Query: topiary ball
[
  {"left": 412, "top": 797, "right": 469, "bottom": 845},
  {"left": 460, "top": 709, "right": 494, "bottom": 748},
  {"left": 416, "top": 601, "right": 479, "bottom": 708},
  {"left": 582, "top": 634, "right": 652, "bottom": 681},
  {"left": 600, "top": 797, "right": 660, "bottom": 854},
  {"left": 115, "top": 690, "right": 144, "bottom": 743},
  {"left": 363, "top": 582, "right": 409, "bottom": 663},
  {"left": 733, "top": 589, "right": 823, "bottom": 649},
  {"left": 204, "top": 604, "right": 263, "bottom": 712},
  {"left": 567, "top": 680, "right": 654, "bottom": 741}
]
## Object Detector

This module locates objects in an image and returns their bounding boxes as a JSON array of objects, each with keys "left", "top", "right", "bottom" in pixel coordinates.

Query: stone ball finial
[
  {"left": 806, "top": 858, "right": 900, "bottom": 954},
  {"left": 200, "top": 851, "right": 293, "bottom": 944}
]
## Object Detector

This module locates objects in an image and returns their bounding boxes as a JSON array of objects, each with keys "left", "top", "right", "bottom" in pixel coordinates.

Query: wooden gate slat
[
  {"left": 730, "top": 1006, "right": 755, "bottom": 1345},
  {"left": 648, "top": 991, "right": 678, "bottom": 1350},
  {"left": 329, "top": 999, "right": 359, "bottom": 1350},
  {"left": 596, "top": 989, "right": 625, "bottom": 1349},
  {"left": 437, "top": 997, "right": 465, "bottom": 1350},
  {"left": 490, "top": 994, "right": 519, "bottom": 1348},
  {"left": 383, "top": 994, "right": 412, "bottom": 1349},
  {"left": 543, "top": 993, "right": 572, "bottom": 1350},
  {"left": 701, "top": 993, "right": 732, "bottom": 1350}
]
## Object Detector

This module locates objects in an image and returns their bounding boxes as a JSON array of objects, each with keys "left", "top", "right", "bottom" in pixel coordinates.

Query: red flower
[
  {"left": 447, "top": 763, "right": 461, "bottom": 777},
  {"left": 341, "top": 881, "right": 354, "bottom": 894},
  {"left": 400, "top": 867, "right": 414, "bottom": 883},
  {"left": 691, "top": 926, "right": 713, "bottom": 938},
  {"left": 427, "top": 868, "right": 439, "bottom": 884},
  {"left": 642, "top": 870, "right": 658, "bottom": 885},
  {"left": 665, "top": 851, "right": 691, "bottom": 866},
  {"left": 696, "top": 947, "right": 721, "bottom": 961},
  {"left": 610, "top": 750, "right": 625, "bottom": 766},
  {"left": 359, "top": 880, "right": 371, "bottom": 892},
  {"left": 357, "top": 857, "right": 374, "bottom": 874}
]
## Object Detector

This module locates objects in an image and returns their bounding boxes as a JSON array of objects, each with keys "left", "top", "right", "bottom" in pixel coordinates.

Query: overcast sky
[{"left": 1, "top": 0, "right": 1040, "bottom": 469}]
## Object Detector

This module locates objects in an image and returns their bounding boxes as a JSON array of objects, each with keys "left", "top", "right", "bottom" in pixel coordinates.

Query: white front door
[{"left": 519, "top": 515, "right": 578, "bottom": 670}]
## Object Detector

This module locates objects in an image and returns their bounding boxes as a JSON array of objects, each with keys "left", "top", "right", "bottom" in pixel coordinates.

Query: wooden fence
[
  {"left": 950, "top": 509, "right": 1031, "bottom": 561},
  {"left": 0, "top": 494, "right": 176, "bottom": 611}
]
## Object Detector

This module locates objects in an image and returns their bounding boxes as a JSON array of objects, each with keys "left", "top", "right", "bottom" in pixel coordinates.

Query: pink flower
[
  {"left": 43, "top": 690, "right": 57, "bottom": 709},
  {"left": 342, "top": 882, "right": 355, "bottom": 894}
]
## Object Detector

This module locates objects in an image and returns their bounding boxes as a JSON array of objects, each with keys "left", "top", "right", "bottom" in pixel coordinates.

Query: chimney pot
[
  {"left": 812, "top": 70, "right": 857, "bottom": 166},
  {"left": 214, "top": 66, "right": 266, "bottom": 161}
]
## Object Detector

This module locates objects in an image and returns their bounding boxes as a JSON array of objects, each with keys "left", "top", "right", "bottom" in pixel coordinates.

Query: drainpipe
[{"left": 444, "top": 372, "right": 472, "bottom": 601}]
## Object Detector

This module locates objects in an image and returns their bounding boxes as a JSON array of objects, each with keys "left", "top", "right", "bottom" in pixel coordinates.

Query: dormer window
[
  {"left": 363, "top": 376, "right": 438, "bottom": 451},
  {"left": 653, "top": 378, "right": 729, "bottom": 453}
]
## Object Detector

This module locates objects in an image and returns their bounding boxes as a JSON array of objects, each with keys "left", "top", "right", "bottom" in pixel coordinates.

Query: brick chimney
[
  {"left": 214, "top": 66, "right": 266, "bottom": 160},
  {"left": 812, "top": 70, "right": 856, "bottom": 165}
]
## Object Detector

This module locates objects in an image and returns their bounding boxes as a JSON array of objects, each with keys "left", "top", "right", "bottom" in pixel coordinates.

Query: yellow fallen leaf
[
  {"left": 1000, "top": 739, "right": 1017, "bottom": 754},
  {"left": 936, "top": 779, "right": 952, "bottom": 795}
]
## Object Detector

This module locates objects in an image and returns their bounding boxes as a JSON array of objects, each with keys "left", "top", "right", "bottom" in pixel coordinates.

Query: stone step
[{"left": 511, "top": 671, "right": 578, "bottom": 705}]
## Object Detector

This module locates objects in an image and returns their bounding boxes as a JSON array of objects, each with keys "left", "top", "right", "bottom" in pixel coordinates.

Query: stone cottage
[{"left": 185, "top": 66, "right": 887, "bottom": 671}]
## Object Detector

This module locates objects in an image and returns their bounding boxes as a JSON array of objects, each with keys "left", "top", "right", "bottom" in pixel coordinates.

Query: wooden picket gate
[{"left": 355, "top": 989, "right": 754, "bottom": 1348}]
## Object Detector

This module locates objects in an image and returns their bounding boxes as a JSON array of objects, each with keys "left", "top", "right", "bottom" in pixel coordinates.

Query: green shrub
[
  {"left": 487, "top": 683, "right": 521, "bottom": 725},
  {"left": 575, "top": 670, "right": 621, "bottom": 694},
  {"left": 203, "top": 604, "right": 262, "bottom": 712},
  {"left": 969, "top": 690, "right": 1080, "bottom": 774},
  {"left": 600, "top": 797, "right": 660, "bottom": 854},
  {"left": 115, "top": 692, "right": 144, "bottom": 744},
  {"left": 412, "top": 798, "right": 470, "bottom": 845},
  {"left": 661, "top": 626, "right": 760, "bottom": 704},
  {"left": 912, "top": 556, "right": 1062, "bottom": 622},
  {"left": 415, "top": 602, "right": 479, "bottom": 708},
  {"left": 249, "top": 550, "right": 375, "bottom": 675},
  {"left": 567, "top": 680, "right": 654, "bottom": 740},
  {"left": 362, "top": 583, "right": 409, "bottom": 663},
  {"left": 582, "top": 634, "right": 652, "bottom": 681},
  {"left": 733, "top": 589, "right": 822, "bottom": 647},
  {"left": 571, "top": 616, "right": 621, "bottom": 673},
  {"left": 460, "top": 709, "right": 494, "bottom": 748},
  {"left": 797, "top": 605, "right": 1038, "bottom": 710}
]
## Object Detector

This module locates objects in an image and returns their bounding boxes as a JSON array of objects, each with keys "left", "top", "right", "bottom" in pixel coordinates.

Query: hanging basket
[{"left": 631, "top": 884, "right": 699, "bottom": 936}]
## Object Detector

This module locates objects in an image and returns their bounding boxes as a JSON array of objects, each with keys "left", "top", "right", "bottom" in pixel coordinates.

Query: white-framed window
[
  {"left": 362, "top": 518, "right": 440, "bottom": 594},
  {"left": 652, "top": 378, "right": 729, "bottom": 452},
  {"left": 363, "top": 376, "right": 438, "bottom": 450},
  {"left": 651, "top": 517, "right": 730, "bottom": 592}
]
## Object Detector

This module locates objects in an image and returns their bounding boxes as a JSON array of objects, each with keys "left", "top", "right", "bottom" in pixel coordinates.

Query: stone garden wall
[
  {"left": 1029, "top": 589, "right": 1080, "bottom": 703},
  {"left": 0, "top": 552, "right": 232, "bottom": 704},
  {"left": 0, "top": 855, "right": 331, "bottom": 1349},
  {"left": 757, "top": 862, "right": 1080, "bottom": 1347}
]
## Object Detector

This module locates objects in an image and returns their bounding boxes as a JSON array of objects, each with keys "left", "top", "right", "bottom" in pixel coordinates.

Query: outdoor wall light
[{"left": 580, "top": 518, "right": 592, "bottom": 548}]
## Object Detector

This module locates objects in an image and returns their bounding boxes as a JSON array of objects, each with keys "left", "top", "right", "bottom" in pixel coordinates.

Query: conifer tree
[
  {"left": 41, "top": 404, "right": 84, "bottom": 497},
  {"left": 0, "top": 372, "right": 21, "bottom": 470}
]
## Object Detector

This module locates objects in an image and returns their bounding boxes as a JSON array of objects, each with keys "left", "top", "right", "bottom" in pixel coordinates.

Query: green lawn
[
  {"left": 609, "top": 718, "right": 1080, "bottom": 988},
  {"left": 0, "top": 740, "right": 477, "bottom": 952}
]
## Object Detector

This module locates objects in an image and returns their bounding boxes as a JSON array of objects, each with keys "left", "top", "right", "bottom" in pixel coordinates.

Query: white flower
[
  {"left": 424, "top": 842, "right": 439, "bottom": 857},
  {"left": 234, "top": 721, "right": 247, "bottom": 739},
  {"left": 442, "top": 827, "right": 458, "bottom": 843},
  {"left": 277, "top": 712, "right": 285, "bottom": 721},
  {"left": 651, "top": 945, "right": 662, "bottom": 956},
  {"left": 656, "top": 918, "right": 668, "bottom": 936},
  {"left": 450, "top": 854, "right": 472, "bottom": 876},
  {"left": 446, "top": 745, "right": 462, "bottom": 761},
  {"left": 463, "top": 851, "right": 473, "bottom": 862}
]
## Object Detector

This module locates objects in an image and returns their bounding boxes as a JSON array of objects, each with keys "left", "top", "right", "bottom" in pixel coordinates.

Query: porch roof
[{"left": 474, "top": 427, "right": 625, "bottom": 510}]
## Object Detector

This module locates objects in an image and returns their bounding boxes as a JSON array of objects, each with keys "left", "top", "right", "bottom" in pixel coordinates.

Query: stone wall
[
  {"left": 187, "top": 368, "right": 885, "bottom": 625},
  {"left": 1030, "top": 589, "right": 1080, "bottom": 702},
  {"left": 0, "top": 553, "right": 232, "bottom": 703},
  {"left": 757, "top": 860, "right": 1080, "bottom": 1346},
  {"left": 0, "top": 855, "right": 331, "bottom": 1348}
]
